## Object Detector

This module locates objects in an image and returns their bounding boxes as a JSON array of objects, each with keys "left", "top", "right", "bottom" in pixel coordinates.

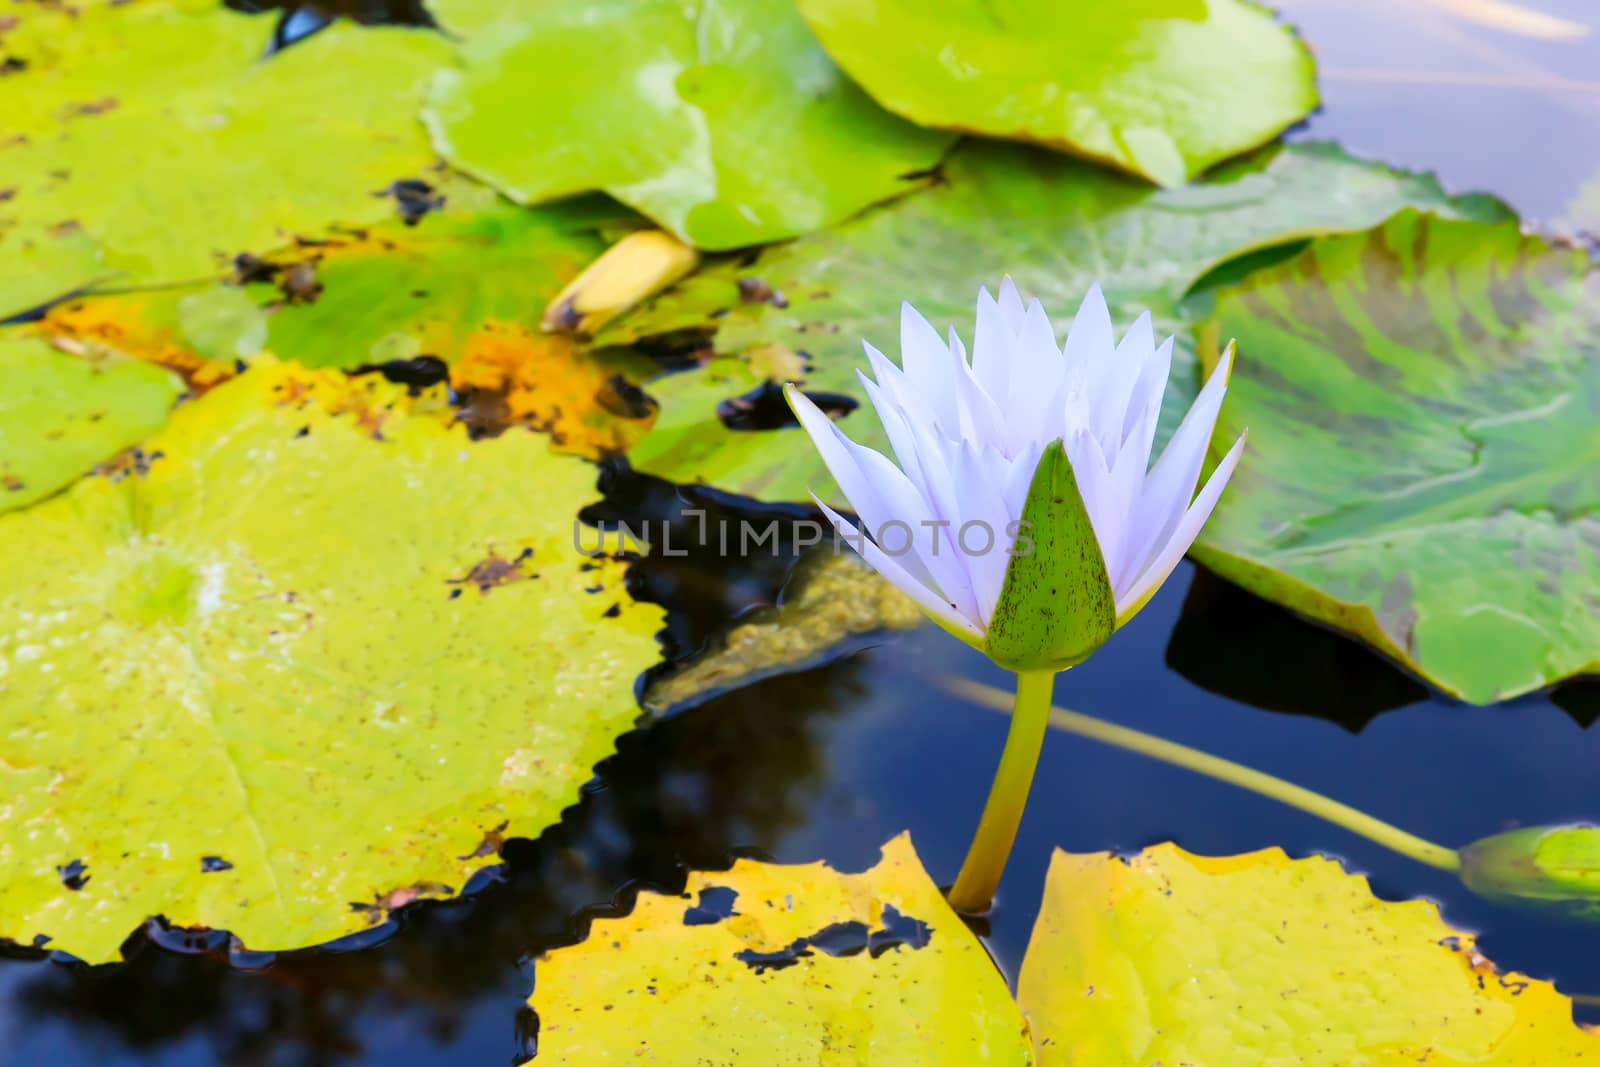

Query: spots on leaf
[
  {"left": 735, "top": 904, "right": 932, "bottom": 973},
  {"left": 375, "top": 178, "right": 445, "bottom": 226},
  {"left": 682, "top": 886, "right": 739, "bottom": 926},
  {"left": 448, "top": 547, "right": 536, "bottom": 595},
  {"left": 458, "top": 820, "right": 509, "bottom": 861},
  {"left": 57, "top": 859, "right": 89, "bottom": 891}
]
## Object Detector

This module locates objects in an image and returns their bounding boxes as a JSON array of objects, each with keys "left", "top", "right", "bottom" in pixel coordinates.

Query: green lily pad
[
  {"left": 1194, "top": 209, "right": 1600, "bottom": 703},
  {"left": 529, "top": 833, "right": 1033, "bottom": 1063},
  {"left": 603, "top": 142, "right": 1509, "bottom": 503},
  {"left": 0, "top": 362, "right": 664, "bottom": 963},
  {"left": 796, "top": 0, "right": 1317, "bottom": 186},
  {"left": 1020, "top": 844, "right": 1600, "bottom": 1064},
  {"left": 0, "top": 1, "right": 449, "bottom": 318},
  {"left": 0, "top": 335, "right": 185, "bottom": 514},
  {"left": 422, "top": 0, "right": 954, "bottom": 250}
]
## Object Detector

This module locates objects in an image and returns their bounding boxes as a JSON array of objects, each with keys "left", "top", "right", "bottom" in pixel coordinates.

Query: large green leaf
[
  {"left": 1194, "top": 210, "right": 1600, "bottom": 703},
  {"left": 0, "top": 362, "right": 664, "bottom": 963},
  {"left": 422, "top": 0, "right": 954, "bottom": 250},
  {"left": 0, "top": 335, "right": 185, "bottom": 514},
  {"left": 528, "top": 833, "right": 1033, "bottom": 1063},
  {"left": 0, "top": 1, "right": 449, "bottom": 318},
  {"left": 601, "top": 142, "right": 1509, "bottom": 503},
  {"left": 796, "top": 0, "right": 1317, "bottom": 186},
  {"left": 1019, "top": 844, "right": 1600, "bottom": 1064}
]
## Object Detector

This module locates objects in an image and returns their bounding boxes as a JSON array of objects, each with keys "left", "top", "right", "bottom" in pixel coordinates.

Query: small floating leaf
[
  {"left": 1460, "top": 824, "right": 1600, "bottom": 919},
  {"left": 0, "top": 362, "right": 663, "bottom": 962},
  {"left": 1020, "top": 843, "right": 1600, "bottom": 1064},
  {"left": 1194, "top": 210, "right": 1600, "bottom": 702},
  {"left": 0, "top": 335, "right": 184, "bottom": 514},
  {"left": 796, "top": 0, "right": 1318, "bottom": 185},
  {"left": 422, "top": 0, "right": 953, "bottom": 249},
  {"left": 529, "top": 833, "right": 1032, "bottom": 1063}
]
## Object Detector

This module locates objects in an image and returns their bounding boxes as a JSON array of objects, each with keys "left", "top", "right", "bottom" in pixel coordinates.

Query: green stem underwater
[
  {"left": 942, "top": 675, "right": 1461, "bottom": 874},
  {"left": 947, "top": 669, "right": 1057, "bottom": 913}
]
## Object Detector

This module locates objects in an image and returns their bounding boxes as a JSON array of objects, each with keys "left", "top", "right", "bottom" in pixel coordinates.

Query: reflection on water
[
  {"left": 5, "top": 1, "right": 1600, "bottom": 1063},
  {"left": 1278, "top": 0, "right": 1600, "bottom": 228}
]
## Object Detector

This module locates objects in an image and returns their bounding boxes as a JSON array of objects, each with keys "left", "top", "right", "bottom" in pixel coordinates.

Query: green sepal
[
  {"left": 984, "top": 439, "right": 1115, "bottom": 672},
  {"left": 1459, "top": 824, "right": 1600, "bottom": 920}
]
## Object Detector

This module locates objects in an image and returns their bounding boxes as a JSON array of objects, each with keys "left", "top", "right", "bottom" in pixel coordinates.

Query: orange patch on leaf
[
  {"left": 450, "top": 321, "right": 655, "bottom": 458},
  {"left": 40, "top": 295, "right": 234, "bottom": 389}
]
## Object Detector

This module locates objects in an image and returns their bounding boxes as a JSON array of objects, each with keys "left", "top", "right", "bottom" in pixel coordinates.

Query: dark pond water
[{"left": 4, "top": 2, "right": 1600, "bottom": 1064}]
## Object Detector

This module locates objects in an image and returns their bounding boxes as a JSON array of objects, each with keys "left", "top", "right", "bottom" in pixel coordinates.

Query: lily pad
[
  {"left": 796, "top": 0, "right": 1318, "bottom": 186},
  {"left": 1019, "top": 843, "right": 1600, "bottom": 1064},
  {"left": 0, "top": 1, "right": 449, "bottom": 318},
  {"left": 0, "top": 362, "right": 664, "bottom": 963},
  {"left": 528, "top": 833, "right": 1033, "bottom": 1063},
  {"left": 1194, "top": 210, "right": 1600, "bottom": 703},
  {"left": 422, "top": 0, "right": 954, "bottom": 250},
  {"left": 0, "top": 335, "right": 185, "bottom": 514},
  {"left": 603, "top": 142, "right": 1509, "bottom": 502},
  {"left": 35, "top": 186, "right": 662, "bottom": 456}
]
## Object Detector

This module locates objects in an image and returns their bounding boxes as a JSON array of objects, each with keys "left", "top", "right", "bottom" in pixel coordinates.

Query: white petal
[
  {"left": 950, "top": 326, "right": 1008, "bottom": 447},
  {"left": 1005, "top": 298, "right": 1065, "bottom": 448},
  {"left": 1116, "top": 432, "right": 1246, "bottom": 623},
  {"left": 900, "top": 301, "right": 959, "bottom": 431},
  {"left": 1121, "top": 333, "right": 1173, "bottom": 465},
  {"left": 1092, "top": 310, "right": 1154, "bottom": 452},
  {"left": 972, "top": 286, "right": 1013, "bottom": 403},
  {"left": 813, "top": 497, "right": 985, "bottom": 642},
  {"left": 950, "top": 440, "right": 1014, "bottom": 626},
  {"left": 787, "top": 385, "right": 949, "bottom": 598},
  {"left": 1060, "top": 282, "right": 1114, "bottom": 377},
  {"left": 996, "top": 276, "right": 1026, "bottom": 332},
  {"left": 1096, "top": 428, "right": 1148, "bottom": 583},
  {"left": 1001, "top": 438, "right": 1045, "bottom": 521},
  {"left": 858, "top": 369, "right": 930, "bottom": 501},
  {"left": 898, "top": 412, "right": 984, "bottom": 622},
  {"left": 1114, "top": 345, "right": 1234, "bottom": 594}
]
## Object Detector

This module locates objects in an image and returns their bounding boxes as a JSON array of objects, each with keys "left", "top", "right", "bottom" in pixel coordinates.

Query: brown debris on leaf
[{"left": 449, "top": 321, "right": 657, "bottom": 457}]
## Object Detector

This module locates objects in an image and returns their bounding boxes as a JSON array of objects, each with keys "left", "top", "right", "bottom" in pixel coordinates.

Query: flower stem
[
  {"left": 942, "top": 675, "right": 1461, "bottom": 874},
  {"left": 947, "top": 669, "right": 1056, "bottom": 913}
]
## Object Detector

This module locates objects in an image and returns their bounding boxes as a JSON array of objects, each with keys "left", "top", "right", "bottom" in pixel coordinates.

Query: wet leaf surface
[
  {"left": 0, "top": 362, "right": 663, "bottom": 963},
  {"left": 797, "top": 0, "right": 1318, "bottom": 186},
  {"left": 422, "top": 0, "right": 954, "bottom": 249},
  {"left": 1195, "top": 210, "right": 1600, "bottom": 702},
  {"left": 528, "top": 833, "right": 1032, "bottom": 1063},
  {"left": 604, "top": 141, "right": 1509, "bottom": 502},
  {"left": 0, "top": 334, "right": 184, "bottom": 514},
  {"left": 1019, "top": 843, "right": 1600, "bottom": 1064},
  {"left": 0, "top": 2, "right": 448, "bottom": 318}
]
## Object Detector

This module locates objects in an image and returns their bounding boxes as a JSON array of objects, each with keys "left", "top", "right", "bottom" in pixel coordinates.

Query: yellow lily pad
[
  {"left": 0, "top": 362, "right": 664, "bottom": 963},
  {"left": 529, "top": 833, "right": 1033, "bottom": 1063},
  {"left": 1019, "top": 843, "right": 1600, "bottom": 1064}
]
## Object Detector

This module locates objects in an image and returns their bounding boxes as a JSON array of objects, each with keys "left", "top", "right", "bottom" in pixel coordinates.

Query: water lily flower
[{"left": 785, "top": 278, "right": 1245, "bottom": 912}]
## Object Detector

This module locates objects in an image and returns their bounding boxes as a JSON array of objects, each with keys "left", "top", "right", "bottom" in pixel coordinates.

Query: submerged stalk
[
  {"left": 947, "top": 669, "right": 1057, "bottom": 913},
  {"left": 943, "top": 675, "right": 1461, "bottom": 875}
]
